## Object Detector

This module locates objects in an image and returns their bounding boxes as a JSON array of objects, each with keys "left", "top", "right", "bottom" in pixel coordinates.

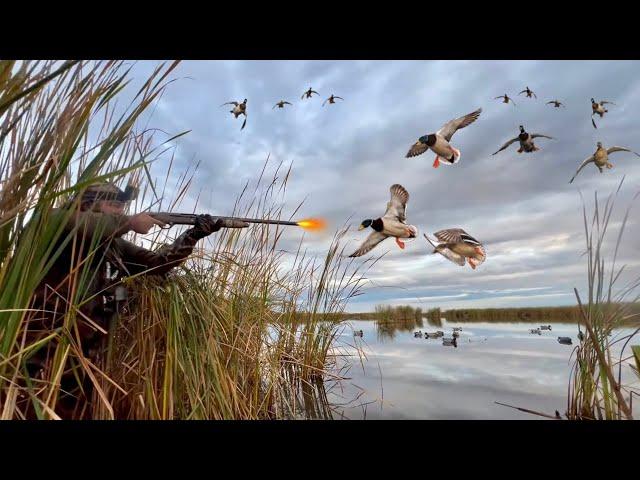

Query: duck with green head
[
  {"left": 492, "top": 125, "right": 554, "bottom": 155},
  {"left": 349, "top": 184, "right": 417, "bottom": 257},
  {"left": 405, "top": 108, "right": 482, "bottom": 168}
]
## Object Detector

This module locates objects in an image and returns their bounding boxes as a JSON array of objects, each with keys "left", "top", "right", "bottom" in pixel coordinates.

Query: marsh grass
[
  {"left": 566, "top": 179, "right": 640, "bottom": 420},
  {"left": 0, "top": 60, "right": 369, "bottom": 419}
]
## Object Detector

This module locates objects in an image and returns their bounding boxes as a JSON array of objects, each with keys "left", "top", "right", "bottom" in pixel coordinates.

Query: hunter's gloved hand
[{"left": 190, "top": 214, "right": 224, "bottom": 240}]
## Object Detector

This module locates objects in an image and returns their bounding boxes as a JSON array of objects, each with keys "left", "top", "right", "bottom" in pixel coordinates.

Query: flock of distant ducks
[
  {"left": 221, "top": 87, "right": 343, "bottom": 130},
  {"left": 345, "top": 86, "right": 639, "bottom": 265}
]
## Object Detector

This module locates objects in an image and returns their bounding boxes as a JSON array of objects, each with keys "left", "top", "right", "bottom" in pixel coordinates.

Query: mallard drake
[
  {"left": 425, "top": 331, "right": 444, "bottom": 339},
  {"left": 349, "top": 184, "right": 417, "bottom": 257},
  {"left": 591, "top": 98, "right": 615, "bottom": 128},
  {"left": 530, "top": 328, "right": 542, "bottom": 335},
  {"left": 540, "top": 325, "right": 552, "bottom": 331},
  {"left": 492, "top": 125, "right": 554, "bottom": 155},
  {"left": 322, "top": 94, "right": 344, "bottom": 106},
  {"left": 414, "top": 331, "right": 423, "bottom": 338},
  {"left": 557, "top": 336, "right": 572, "bottom": 345},
  {"left": 405, "top": 108, "right": 482, "bottom": 168},
  {"left": 301, "top": 87, "right": 320, "bottom": 100},
  {"left": 519, "top": 86, "right": 537, "bottom": 99},
  {"left": 495, "top": 94, "right": 516, "bottom": 106},
  {"left": 273, "top": 100, "right": 292, "bottom": 109},
  {"left": 546, "top": 100, "right": 565, "bottom": 108},
  {"left": 220, "top": 98, "right": 247, "bottom": 130},
  {"left": 569, "top": 142, "right": 640, "bottom": 183},
  {"left": 424, "top": 229, "right": 486, "bottom": 270}
]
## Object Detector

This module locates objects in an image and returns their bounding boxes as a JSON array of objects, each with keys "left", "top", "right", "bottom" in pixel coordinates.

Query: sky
[{"left": 122, "top": 60, "right": 640, "bottom": 312}]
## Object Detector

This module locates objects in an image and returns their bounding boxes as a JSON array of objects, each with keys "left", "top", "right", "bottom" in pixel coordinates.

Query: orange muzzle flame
[{"left": 296, "top": 218, "right": 327, "bottom": 232}]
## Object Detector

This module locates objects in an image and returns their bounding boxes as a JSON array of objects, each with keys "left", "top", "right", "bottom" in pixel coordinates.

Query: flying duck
[
  {"left": 591, "top": 98, "right": 615, "bottom": 128},
  {"left": 424, "top": 229, "right": 486, "bottom": 270},
  {"left": 273, "top": 100, "right": 292, "bottom": 109},
  {"left": 519, "top": 86, "right": 537, "bottom": 99},
  {"left": 348, "top": 184, "right": 417, "bottom": 257},
  {"left": 221, "top": 98, "right": 247, "bottom": 130},
  {"left": 301, "top": 87, "right": 320, "bottom": 100},
  {"left": 405, "top": 108, "right": 482, "bottom": 168},
  {"left": 495, "top": 94, "right": 516, "bottom": 106},
  {"left": 569, "top": 142, "right": 640, "bottom": 183},
  {"left": 546, "top": 100, "right": 565, "bottom": 108},
  {"left": 322, "top": 94, "right": 344, "bottom": 106},
  {"left": 492, "top": 125, "right": 554, "bottom": 155}
]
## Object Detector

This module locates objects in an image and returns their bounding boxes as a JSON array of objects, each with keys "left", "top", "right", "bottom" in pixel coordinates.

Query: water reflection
[{"left": 322, "top": 318, "right": 638, "bottom": 420}]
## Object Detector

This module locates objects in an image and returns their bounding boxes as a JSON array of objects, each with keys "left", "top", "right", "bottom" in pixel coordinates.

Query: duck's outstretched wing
[
  {"left": 531, "top": 134, "right": 554, "bottom": 140},
  {"left": 322, "top": 98, "right": 328, "bottom": 106},
  {"left": 600, "top": 100, "right": 616, "bottom": 105},
  {"left": 383, "top": 184, "right": 409, "bottom": 222},
  {"left": 348, "top": 231, "right": 388, "bottom": 257},
  {"left": 283, "top": 101, "right": 292, "bottom": 105},
  {"left": 518, "top": 90, "right": 527, "bottom": 95},
  {"left": 546, "top": 100, "right": 555, "bottom": 105},
  {"left": 334, "top": 96, "right": 344, "bottom": 101},
  {"left": 272, "top": 103, "right": 279, "bottom": 109},
  {"left": 241, "top": 115, "right": 247, "bottom": 130},
  {"left": 607, "top": 146, "right": 640, "bottom": 157},
  {"left": 532, "top": 91, "right": 537, "bottom": 99},
  {"left": 492, "top": 136, "right": 519, "bottom": 155},
  {"left": 494, "top": 96, "right": 505, "bottom": 100},
  {"left": 569, "top": 155, "right": 595, "bottom": 183},
  {"left": 434, "top": 228, "right": 481, "bottom": 246},
  {"left": 406, "top": 141, "right": 429, "bottom": 158},
  {"left": 220, "top": 101, "right": 238, "bottom": 107},
  {"left": 592, "top": 117, "right": 598, "bottom": 129},
  {"left": 436, "top": 108, "right": 482, "bottom": 142}
]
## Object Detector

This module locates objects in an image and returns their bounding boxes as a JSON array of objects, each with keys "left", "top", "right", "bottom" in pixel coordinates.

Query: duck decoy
[{"left": 558, "top": 337, "right": 573, "bottom": 345}]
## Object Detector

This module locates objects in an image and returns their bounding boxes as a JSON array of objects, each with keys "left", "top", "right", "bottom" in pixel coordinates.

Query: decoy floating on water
[
  {"left": 349, "top": 184, "right": 417, "bottom": 257},
  {"left": 492, "top": 125, "right": 554, "bottom": 155},
  {"left": 414, "top": 331, "right": 424, "bottom": 338},
  {"left": 540, "top": 325, "right": 552, "bottom": 331},
  {"left": 425, "top": 331, "right": 444, "bottom": 339},
  {"left": 558, "top": 337, "right": 573, "bottom": 345},
  {"left": 530, "top": 328, "right": 542, "bottom": 335},
  {"left": 405, "top": 108, "right": 482, "bottom": 168},
  {"left": 569, "top": 142, "right": 640, "bottom": 183},
  {"left": 443, "top": 337, "right": 458, "bottom": 348}
]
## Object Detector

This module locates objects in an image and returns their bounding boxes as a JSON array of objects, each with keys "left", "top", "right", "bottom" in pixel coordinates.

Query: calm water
[{"left": 323, "top": 319, "right": 638, "bottom": 420}]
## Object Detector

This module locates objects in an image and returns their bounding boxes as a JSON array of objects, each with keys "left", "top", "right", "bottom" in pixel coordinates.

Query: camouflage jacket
[{"left": 32, "top": 208, "right": 202, "bottom": 331}]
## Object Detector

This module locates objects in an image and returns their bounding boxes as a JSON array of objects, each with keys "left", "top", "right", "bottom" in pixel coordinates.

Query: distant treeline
[{"left": 444, "top": 304, "right": 640, "bottom": 324}]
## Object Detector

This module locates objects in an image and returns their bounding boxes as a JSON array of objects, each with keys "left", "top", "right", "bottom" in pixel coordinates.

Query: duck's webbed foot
[
  {"left": 395, "top": 237, "right": 405, "bottom": 249},
  {"left": 606, "top": 163, "right": 613, "bottom": 169}
]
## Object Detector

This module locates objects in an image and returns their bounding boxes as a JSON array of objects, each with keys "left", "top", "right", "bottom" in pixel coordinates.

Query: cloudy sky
[{"left": 125, "top": 60, "right": 640, "bottom": 312}]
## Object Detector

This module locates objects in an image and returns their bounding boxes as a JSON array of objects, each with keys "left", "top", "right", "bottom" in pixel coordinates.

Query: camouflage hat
[{"left": 80, "top": 182, "right": 139, "bottom": 204}]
